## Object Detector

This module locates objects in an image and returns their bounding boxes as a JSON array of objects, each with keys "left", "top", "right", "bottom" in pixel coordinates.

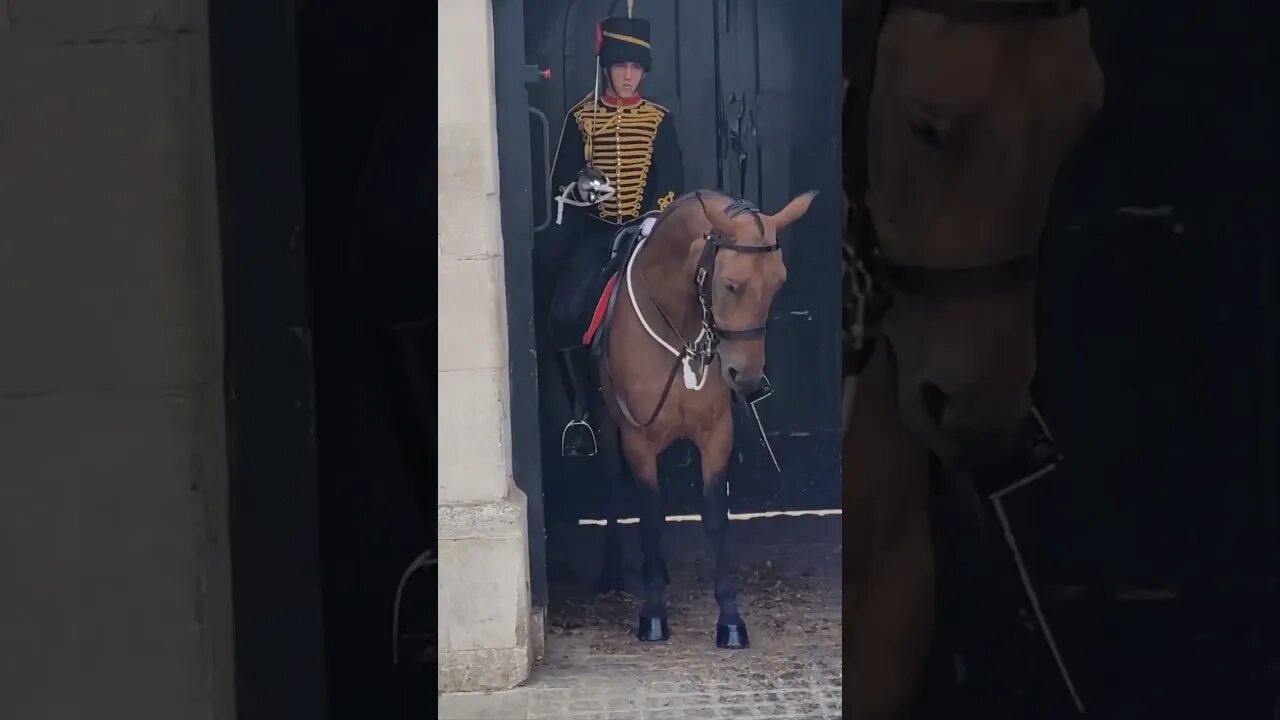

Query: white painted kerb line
[{"left": 578, "top": 508, "right": 842, "bottom": 526}]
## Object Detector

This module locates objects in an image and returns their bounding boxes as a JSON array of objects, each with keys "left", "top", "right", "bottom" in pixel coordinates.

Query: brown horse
[
  {"left": 842, "top": 0, "right": 1104, "bottom": 716},
  {"left": 585, "top": 189, "right": 817, "bottom": 648}
]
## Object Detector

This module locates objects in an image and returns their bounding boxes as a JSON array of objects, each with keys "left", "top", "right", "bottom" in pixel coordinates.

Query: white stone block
[
  {"left": 437, "top": 257, "right": 507, "bottom": 372},
  {"left": 437, "top": 121, "right": 500, "bottom": 198},
  {"left": 436, "top": 0, "right": 499, "bottom": 198},
  {"left": 0, "top": 34, "right": 220, "bottom": 395},
  {"left": 0, "top": 390, "right": 222, "bottom": 719},
  {"left": 436, "top": 0, "right": 497, "bottom": 126},
  {"left": 438, "top": 491, "right": 532, "bottom": 692},
  {"left": 437, "top": 193, "right": 503, "bottom": 259},
  {"left": 437, "top": 368, "right": 511, "bottom": 503},
  {"left": 439, "top": 539, "right": 525, "bottom": 652}
]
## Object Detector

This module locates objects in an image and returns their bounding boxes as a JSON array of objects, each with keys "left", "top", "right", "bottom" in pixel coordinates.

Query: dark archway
[{"left": 295, "top": 0, "right": 435, "bottom": 716}]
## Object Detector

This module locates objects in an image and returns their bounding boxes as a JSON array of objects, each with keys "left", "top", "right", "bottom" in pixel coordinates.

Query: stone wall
[
  {"left": 436, "top": 0, "right": 534, "bottom": 693},
  {"left": 0, "top": 1, "right": 234, "bottom": 718}
]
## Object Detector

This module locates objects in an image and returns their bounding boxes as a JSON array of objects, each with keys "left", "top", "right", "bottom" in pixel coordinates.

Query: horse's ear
[
  {"left": 769, "top": 190, "right": 819, "bottom": 232},
  {"left": 701, "top": 198, "right": 739, "bottom": 239}
]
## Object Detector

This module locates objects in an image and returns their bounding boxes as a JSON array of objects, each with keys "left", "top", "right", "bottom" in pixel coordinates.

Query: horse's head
[
  {"left": 697, "top": 192, "right": 818, "bottom": 395},
  {"left": 866, "top": 8, "right": 1103, "bottom": 468}
]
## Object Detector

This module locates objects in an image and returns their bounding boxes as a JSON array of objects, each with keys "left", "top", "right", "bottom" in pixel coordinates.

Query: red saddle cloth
[{"left": 583, "top": 272, "right": 621, "bottom": 346}]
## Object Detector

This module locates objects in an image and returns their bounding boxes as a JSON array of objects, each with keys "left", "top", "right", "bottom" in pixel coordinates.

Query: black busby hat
[{"left": 596, "top": 16, "right": 652, "bottom": 72}]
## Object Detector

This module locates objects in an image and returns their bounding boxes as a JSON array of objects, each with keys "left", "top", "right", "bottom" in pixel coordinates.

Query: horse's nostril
[
  {"left": 728, "top": 367, "right": 740, "bottom": 380},
  {"left": 920, "top": 382, "right": 949, "bottom": 426}
]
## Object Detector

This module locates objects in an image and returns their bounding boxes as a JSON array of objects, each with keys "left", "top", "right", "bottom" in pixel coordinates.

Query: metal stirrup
[{"left": 561, "top": 418, "right": 598, "bottom": 454}]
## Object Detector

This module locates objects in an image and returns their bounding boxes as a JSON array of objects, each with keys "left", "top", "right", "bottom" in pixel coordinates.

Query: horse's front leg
[
  {"left": 696, "top": 411, "right": 749, "bottom": 649},
  {"left": 620, "top": 428, "right": 669, "bottom": 641}
]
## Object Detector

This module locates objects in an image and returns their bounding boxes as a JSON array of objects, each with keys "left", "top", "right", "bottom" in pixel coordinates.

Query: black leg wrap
[
  {"left": 637, "top": 614, "right": 671, "bottom": 642},
  {"left": 716, "top": 623, "right": 750, "bottom": 649}
]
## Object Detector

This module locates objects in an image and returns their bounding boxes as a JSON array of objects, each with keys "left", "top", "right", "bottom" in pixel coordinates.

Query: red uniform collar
[{"left": 602, "top": 91, "right": 643, "bottom": 108}]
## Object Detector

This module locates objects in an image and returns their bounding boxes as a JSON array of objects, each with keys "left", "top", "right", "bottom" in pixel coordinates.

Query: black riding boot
[{"left": 556, "top": 347, "right": 598, "bottom": 457}]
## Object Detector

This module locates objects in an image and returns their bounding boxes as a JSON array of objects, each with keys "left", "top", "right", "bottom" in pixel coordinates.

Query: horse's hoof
[
  {"left": 716, "top": 623, "right": 750, "bottom": 649},
  {"left": 595, "top": 573, "right": 624, "bottom": 595},
  {"left": 637, "top": 615, "right": 670, "bottom": 642}
]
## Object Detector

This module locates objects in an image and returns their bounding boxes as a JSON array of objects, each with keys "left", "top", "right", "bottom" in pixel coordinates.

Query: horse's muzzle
[
  {"left": 934, "top": 408, "right": 1060, "bottom": 480},
  {"left": 970, "top": 411, "right": 1063, "bottom": 495},
  {"left": 726, "top": 366, "right": 765, "bottom": 396}
]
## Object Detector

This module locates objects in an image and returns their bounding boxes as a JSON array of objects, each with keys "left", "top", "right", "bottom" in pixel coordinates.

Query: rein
[{"left": 605, "top": 193, "right": 780, "bottom": 428}]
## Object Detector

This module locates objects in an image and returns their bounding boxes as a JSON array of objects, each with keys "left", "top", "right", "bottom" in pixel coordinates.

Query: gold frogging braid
[{"left": 572, "top": 95, "right": 667, "bottom": 223}]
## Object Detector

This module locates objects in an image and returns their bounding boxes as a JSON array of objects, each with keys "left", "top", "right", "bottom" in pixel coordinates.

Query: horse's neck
[{"left": 636, "top": 229, "right": 700, "bottom": 338}]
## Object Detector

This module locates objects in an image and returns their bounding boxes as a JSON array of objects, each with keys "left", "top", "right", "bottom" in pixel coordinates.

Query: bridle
[
  {"left": 608, "top": 193, "right": 780, "bottom": 428},
  {"left": 844, "top": 0, "right": 1084, "bottom": 376},
  {"left": 693, "top": 196, "right": 780, "bottom": 344},
  {"left": 845, "top": 208, "right": 1042, "bottom": 375}
]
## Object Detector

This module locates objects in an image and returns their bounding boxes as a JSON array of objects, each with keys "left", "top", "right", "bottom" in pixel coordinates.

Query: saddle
[{"left": 583, "top": 217, "right": 655, "bottom": 353}]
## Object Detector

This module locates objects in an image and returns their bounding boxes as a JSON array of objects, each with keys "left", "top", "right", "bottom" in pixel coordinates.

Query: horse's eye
[
  {"left": 724, "top": 281, "right": 739, "bottom": 294},
  {"left": 909, "top": 118, "right": 943, "bottom": 149}
]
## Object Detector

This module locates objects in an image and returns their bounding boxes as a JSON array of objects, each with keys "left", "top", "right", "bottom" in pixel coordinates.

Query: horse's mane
[
  {"left": 641, "top": 190, "right": 718, "bottom": 247},
  {"left": 647, "top": 190, "right": 765, "bottom": 245}
]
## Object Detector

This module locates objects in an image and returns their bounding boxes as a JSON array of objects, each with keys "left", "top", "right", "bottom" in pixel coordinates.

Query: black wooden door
[
  {"left": 1022, "top": 0, "right": 1280, "bottom": 593},
  {"left": 525, "top": 0, "right": 842, "bottom": 521},
  {"left": 712, "top": 0, "right": 844, "bottom": 514}
]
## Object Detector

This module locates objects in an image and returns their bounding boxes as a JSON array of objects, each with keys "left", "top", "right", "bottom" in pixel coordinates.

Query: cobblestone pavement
[{"left": 440, "top": 515, "right": 842, "bottom": 719}]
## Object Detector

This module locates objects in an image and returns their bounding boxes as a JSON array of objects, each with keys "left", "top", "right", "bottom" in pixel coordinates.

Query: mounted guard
[{"left": 547, "top": 12, "right": 685, "bottom": 458}]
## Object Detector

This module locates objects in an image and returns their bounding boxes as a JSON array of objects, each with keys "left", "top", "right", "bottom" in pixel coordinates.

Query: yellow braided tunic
[{"left": 552, "top": 93, "right": 685, "bottom": 226}]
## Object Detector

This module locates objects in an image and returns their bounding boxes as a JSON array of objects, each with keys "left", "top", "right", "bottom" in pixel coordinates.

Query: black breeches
[{"left": 548, "top": 231, "right": 613, "bottom": 350}]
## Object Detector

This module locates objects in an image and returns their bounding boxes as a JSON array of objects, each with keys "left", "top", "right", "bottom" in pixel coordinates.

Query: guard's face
[{"left": 608, "top": 62, "right": 645, "bottom": 98}]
